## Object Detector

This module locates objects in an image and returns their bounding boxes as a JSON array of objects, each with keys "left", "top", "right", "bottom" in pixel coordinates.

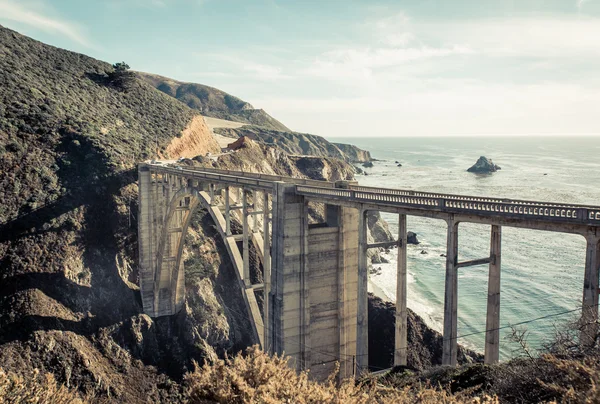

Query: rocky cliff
[
  {"left": 215, "top": 125, "right": 348, "bottom": 160},
  {"left": 333, "top": 142, "right": 373, "bottom": 163}
]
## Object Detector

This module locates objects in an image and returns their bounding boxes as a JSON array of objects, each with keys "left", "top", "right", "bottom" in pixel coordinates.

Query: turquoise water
[{"left": 344, "top": 136, "right": 600, "bottom": 358}]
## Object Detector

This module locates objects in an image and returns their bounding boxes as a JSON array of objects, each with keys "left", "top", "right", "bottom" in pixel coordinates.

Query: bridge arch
[
  {"left": 139, "top": 163, "right": 600, "bottom": 381},
  {"left": 154, "top": 186, "right": 202, "bottom": 317}
]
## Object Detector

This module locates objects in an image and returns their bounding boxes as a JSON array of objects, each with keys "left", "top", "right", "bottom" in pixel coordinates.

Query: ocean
[{"left": 343, "top": 136, "right": 600, "bottom": 359}]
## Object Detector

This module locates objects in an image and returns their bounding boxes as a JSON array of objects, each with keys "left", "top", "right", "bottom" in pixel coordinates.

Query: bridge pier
[
  {"left": 443, "top": 217, "right": 459, "bottom": 366},
  {"left": 394, "top": 214, "right": 408, "bottom": 366},
  {"left": 356, "top": 208, "right": 369, "bottom": 375},
  {"left": 581, "top": 233, "right": 600, "bottom": 347},
  {"left": 269, "top": 181, "right": 358, "bottom": 379},
  {"left": 485, "top": 225, "right": 502, "bottom": 364}
]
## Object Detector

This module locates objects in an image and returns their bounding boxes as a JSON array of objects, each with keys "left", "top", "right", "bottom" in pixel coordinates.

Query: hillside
[
  {"left": 0, "top": 24, "right": 237, "bottom": 401},
  {"left": 138, "top": 72, "right": 291, "bottom": 131}
]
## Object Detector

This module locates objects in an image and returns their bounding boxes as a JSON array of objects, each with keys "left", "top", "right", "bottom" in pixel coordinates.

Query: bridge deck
[{"left": 146, "top": 163, "right": 600, "bottom": 231}]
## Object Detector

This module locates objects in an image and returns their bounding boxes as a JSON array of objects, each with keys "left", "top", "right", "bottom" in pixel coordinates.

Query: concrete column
[
  {"left": 253, "top": 191, "right": 260, "bottom": 232},
  {"left": 485, "top": 225, "right": 502, "bottom": 364},
  {"left": 243, "top": 189, "right": 250, "bottom": 286},
  {"left": 138, "top": 165, "right": 156, "bottom": 316},
  {"left": 442, "top": 217, "right": 459, "bottom": 366},
  {"left": 225, "top": 186, "right": 231, "bottom": 236},
  {"left": 270, "top": 182, "right": 307, "bottom": 368},
  {"left": 209, "top": 183, "right": 215, "bottom": 205},
  {"left": 300, "top": 199, "right": 310, "bottom": 371},
  {"left": 263, "top": 191, "right": 271, "bottom": 349},
  {"left": 394, "top": 214, "right": 408, "bottom": 366},
  {"left": 338, "top": 205, "right": 359, "bottom": 380},
  {"left": 581, "top": 234, "right": 600, "bottom": 347},
  {"left": 356, "top": 208, "right": 369, "bottom": 375}
]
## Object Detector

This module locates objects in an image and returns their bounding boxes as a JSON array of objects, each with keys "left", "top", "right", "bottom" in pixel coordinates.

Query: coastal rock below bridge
[
  {"left": 408, "top": 231, "right": 419, "bottom": 245},
  {"left": 368, "top": 293, "right": 483, "bottom": 370},
  {"left": 467, "top": 156, "right": 501, "bottom": 174}
]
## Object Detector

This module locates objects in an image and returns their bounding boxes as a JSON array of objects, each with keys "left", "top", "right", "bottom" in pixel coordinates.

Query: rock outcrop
[
  {"left": 408, "top": 231, "right": 420, "bottom": 245},
  {"left": 333, "top": 142, "right": 372, "bottom": 163},
  {"left": 368, "top": 294, "right": 482, "bottom": 371},
  {"left": 226, "top": 135, "right": 253, "bottom": 151},
  {"left": 164, "top": 115, "right": 221, "bottom": 159},
  {"left": 215, "top": 126, "right": 347, "bottom": 160},
  {"left": 467, "top": 156, "right": 501, "bottom": 174}
]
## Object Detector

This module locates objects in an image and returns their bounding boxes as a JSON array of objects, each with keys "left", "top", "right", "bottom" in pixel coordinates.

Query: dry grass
[
  {"left": 184, "top": 345, "right": 498, "bottom": 404},
  {"left": 0, "top": 368, "right": 85, "bottom": 404}
]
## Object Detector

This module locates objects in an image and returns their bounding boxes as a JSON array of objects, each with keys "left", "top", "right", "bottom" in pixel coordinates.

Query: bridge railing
[
  {"left": 148, "top": 165, "right": 275, "bottom": 191},
  {"left": 296, "top": 185, "right": 600, "bottom": 225},
  {"left": 350, "top": 185, "right": 597, "bottom": 209},
  {"left": 161, "top": 165, "right": 336, "bottom": 188}
]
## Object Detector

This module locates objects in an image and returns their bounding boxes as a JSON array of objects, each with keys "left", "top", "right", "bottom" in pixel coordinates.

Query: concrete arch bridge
[{"left": 138, "top": 162, "right": 600, "bottom": 380}]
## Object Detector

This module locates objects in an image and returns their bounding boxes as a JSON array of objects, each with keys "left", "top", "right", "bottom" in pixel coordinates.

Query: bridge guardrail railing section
[
  {"left": 148, "top": 166, "right": 275, "bottom": 191},
  {"left": 164, "top": 165, "right": 336, "bottom": 188},
  {"left": 296, "top": 184, "right": 600, "bottom": 226}
]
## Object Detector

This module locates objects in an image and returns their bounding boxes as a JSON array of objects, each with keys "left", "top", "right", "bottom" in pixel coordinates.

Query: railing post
[
  {"left": 356, "top": 208, "right": 369, "bottom": 375},
  {"left": 442, "top": 216, "right": 459, "bottom": 366},
  {"left": 581, "top": 233, "right": 600, "bottom": 347},
  {"left": 394, "top": 214, "right": 408, "bottom": 366},
  {"left": 485, "top": 225, "right": 501, "bottom": 364}
]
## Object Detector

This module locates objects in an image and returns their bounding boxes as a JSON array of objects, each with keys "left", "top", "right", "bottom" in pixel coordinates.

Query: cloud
[
  {"left": 194, "top": 52, "right": 294, "bottom": 81},
  {"left": 0, "top": 0, "right": 91, "bottom": 47},
  {"left": 577, "top": 0, "right": 590, "bottom": 10},
  {"left": 304, "top": 41, "right": 473, "bottom": 81},
  {"left": 420, "top": 16, "right": 600, "bottom": 59},
  {"left": 254, "top": 80, "right": 600, "bottom": 137}
]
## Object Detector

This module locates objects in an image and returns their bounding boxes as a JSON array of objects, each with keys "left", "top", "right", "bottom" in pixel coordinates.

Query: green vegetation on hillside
[
  {"left": 0, "top": 25, "right": 204, "bottom": 401},
  {"left": 0, "top": 25, "right": 195, "bottom": 224}
]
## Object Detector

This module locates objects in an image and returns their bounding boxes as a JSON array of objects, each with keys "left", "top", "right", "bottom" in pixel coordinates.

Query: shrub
[
  {"left": 0, "top": 368, "right": 85, "bottom": 404},
  {"left": 184, "top": 345, "right": 498, "bottom": 404},
  {"left": 107, "top": 62, "right": 136, "bottom": 90}
]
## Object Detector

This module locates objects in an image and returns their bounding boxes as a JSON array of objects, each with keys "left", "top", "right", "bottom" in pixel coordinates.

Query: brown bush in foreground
[
  {"left": 184, "top": 345, "right": 498, "bottom": 404},
  {"left": 0, "top": 368, "right": 84, "bottom": 404}
]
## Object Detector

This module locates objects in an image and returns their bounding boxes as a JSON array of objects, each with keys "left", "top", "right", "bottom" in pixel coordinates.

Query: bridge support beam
[
  {"left": 443, "top": 218, "right": 459, "bottom": 366},
  {"left": 356, "top": 209, "right": 369, "bottom": 375},
  {"left": 138, "top": 166, "right": 156, "bottom": 315},
  {"left": 485, "top": 225, "right": 502, "bottom": 364},
  {"left": 581, "top": 233, "right": 600, "bottom": 347},
  {"left": 394, "top": 214, "right": 408, "bottom": 367}
]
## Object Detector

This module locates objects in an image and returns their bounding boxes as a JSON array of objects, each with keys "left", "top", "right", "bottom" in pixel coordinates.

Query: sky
[{"left": 1, "top": 0, "right": 599, "bottom": 138}]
